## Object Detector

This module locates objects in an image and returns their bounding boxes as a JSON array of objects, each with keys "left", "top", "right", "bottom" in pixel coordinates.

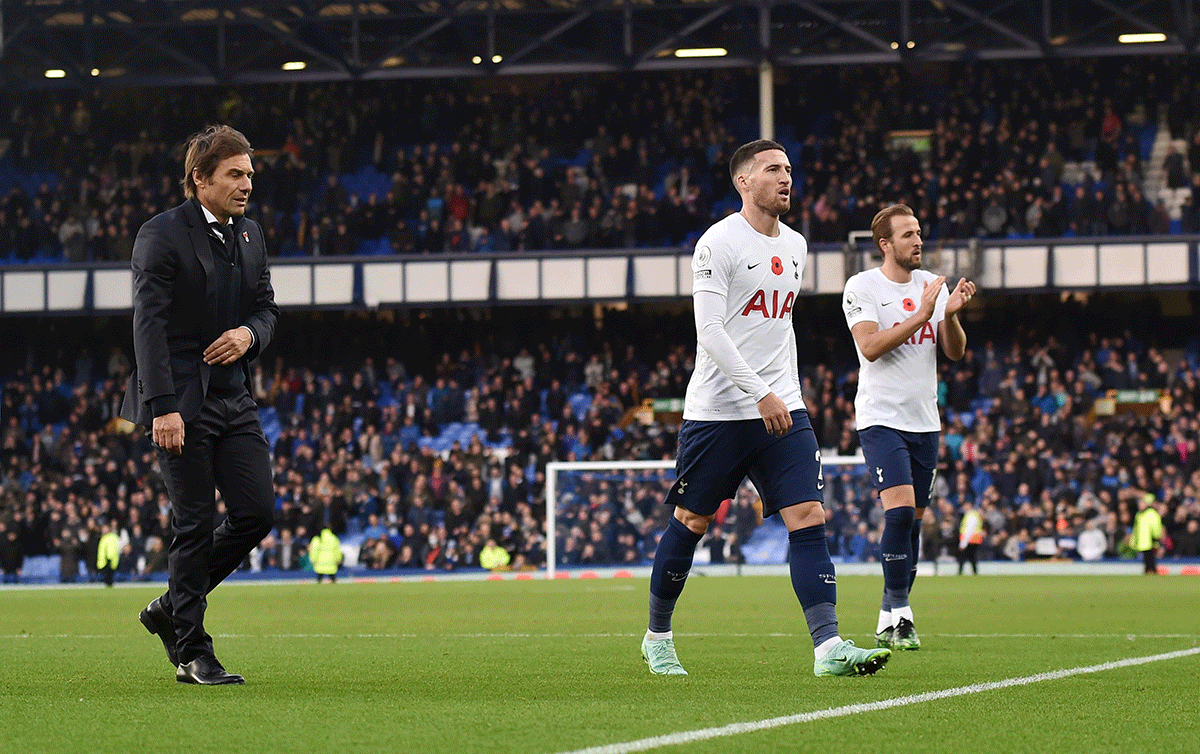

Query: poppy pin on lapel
[{"left": 242, "top": 231, "right": 249, "bottom": 243}]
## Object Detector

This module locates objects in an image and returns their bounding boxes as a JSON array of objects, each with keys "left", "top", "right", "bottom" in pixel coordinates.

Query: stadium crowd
[
  {"left": 2, "top": 301, "right": 1200, "bottom": 584},
  {"left": 5, "top": 56, "right": 1200, "bottom": 264}
]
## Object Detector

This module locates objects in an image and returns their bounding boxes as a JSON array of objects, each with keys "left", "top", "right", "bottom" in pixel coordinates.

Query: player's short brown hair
[
  {"left": 181, "top": 125, "right": 253, "bottom": 199},
  {"left": 871, "top": 204, "right": 915, "bottom": 252},
  {"left": 729, "top": 139, "right": 786, "bottom": 184}
]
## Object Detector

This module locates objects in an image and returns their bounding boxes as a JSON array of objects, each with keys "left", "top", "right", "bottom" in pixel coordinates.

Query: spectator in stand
[
  {"left": 1175, "top": 518, "right": 1200, "bottom": 557},
  {"left": 1076, "top": 517, "right": 1108, "bottom": 561},
  {"left": 0, "top": 523, "right": 23, "bottom": 583},
  {"left": 4, "top": 57, "right": 1197, "bottom": 264},
  {"left": 5, "top": 295, "right": 1200, "bottom": 589}
]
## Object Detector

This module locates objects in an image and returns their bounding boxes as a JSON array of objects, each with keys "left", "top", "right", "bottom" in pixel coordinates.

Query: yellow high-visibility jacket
[{"left": 311, "top": 529, "right": 343, "bottom": 575}]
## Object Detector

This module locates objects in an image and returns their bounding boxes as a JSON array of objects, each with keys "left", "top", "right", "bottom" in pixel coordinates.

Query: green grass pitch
[{"left": 2, "top": 574, "right": 1198, "bottom": 754}]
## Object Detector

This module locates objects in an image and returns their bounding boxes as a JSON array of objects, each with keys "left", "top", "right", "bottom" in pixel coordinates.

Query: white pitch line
[
  {"left": 551, "top": 647, "right": 1200, "bottom": 754},
  {"left": 3, "top": 631, "right": 1198, "bottom": 640}
]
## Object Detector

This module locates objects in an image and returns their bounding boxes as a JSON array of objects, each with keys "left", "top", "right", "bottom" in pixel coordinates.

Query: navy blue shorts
[
  {"left": 858, "top": 425, "right": 938, "bottom": 510},
  {"left": 666, "top": 409, "right": 823, "bottom": 518}
]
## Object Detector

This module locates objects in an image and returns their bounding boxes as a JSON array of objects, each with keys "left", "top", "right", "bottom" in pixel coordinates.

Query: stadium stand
[
  {"left": 2, "top": 297, "right": 1200, "bottom": 584},
  {"left": 4, "top": 53, "right": 1200, "bottom": 584},
  {"left": 4, "top": 56, "right": 1200, "bottom": 263}
]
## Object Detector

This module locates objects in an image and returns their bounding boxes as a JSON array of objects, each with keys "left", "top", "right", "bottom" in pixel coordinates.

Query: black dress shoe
[
  {"left": 138, "top": 597, "right": 178, "bottom": 667},
  {"left": 176, "top": 656, "right": 245, "bottom": 685}
]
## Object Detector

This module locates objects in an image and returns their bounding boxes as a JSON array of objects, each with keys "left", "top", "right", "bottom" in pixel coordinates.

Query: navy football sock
[
  {"left": 648, "top": 516, "right": 703, "bottom": 633},
  {"left": 908, "top": 517, "right": 922, "bottom": 594},
  {"left": 788, "top": 524, "right": 839, "bottom": 648},
  {"left": 882, "top": 507, "right": 915, "bottom": 609}
]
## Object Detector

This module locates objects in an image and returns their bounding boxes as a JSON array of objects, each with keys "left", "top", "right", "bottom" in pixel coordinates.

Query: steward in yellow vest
[
  {"left": 96, "top": 523, "right": 121, "bottom": 587},
  {"left": 1132, "top": 495, "right": 1163, "bottom": 574},
  {"left": 311, "top": 527, "right": 343, "bottom": 583}
]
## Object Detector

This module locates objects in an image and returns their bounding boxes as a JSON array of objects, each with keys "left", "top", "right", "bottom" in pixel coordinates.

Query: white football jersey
[
  {"left": 842, "top": 267, "right": 948, "bottom": 432},
  {"left": 684, "top": 213, "right": 806, "bottom": 421}
]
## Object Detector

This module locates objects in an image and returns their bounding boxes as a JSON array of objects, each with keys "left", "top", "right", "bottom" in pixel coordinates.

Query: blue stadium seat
[
  {"left": 22, "top": 555, "right": 60, "bottom": 582},
  {"left": 1137, "top": 124, "right": 1157, "bottom": 161},
  {"left": 570, "top": 148, "right": 592, "bottom": 167},
  {"left": 355, "top": 238, "right": 390, "bottom": 255},
  {"left": 711, "top": 196, "right": 740, "bottom": 217},
  {"left": 970, "top": 397, "right": 993, "bottom": 414},
  {"left": 739, "top": 517, "right": 789, "bottom": 565},
  {"left": 398, "top": 424, "right": 420, "bottom": 448},
  {"left": 259, "top": 407, "right": 282, "bottom": 449},
  {"left": 454, "top": 422, "right": 476, "bottom": 437},
  {"left": 377, "top": 380, "right": 396, "bottom": 407},
  {"left": 417, "top": 436, "right": 439, "bottom": 451},
  {"left": 569, "top": 392, "right": 592, "bottom": 420}
]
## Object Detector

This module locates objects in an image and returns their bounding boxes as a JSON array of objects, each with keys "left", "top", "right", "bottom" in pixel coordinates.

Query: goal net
[{"left": 544, "top": 454, "right": 867, "bottom": 579}]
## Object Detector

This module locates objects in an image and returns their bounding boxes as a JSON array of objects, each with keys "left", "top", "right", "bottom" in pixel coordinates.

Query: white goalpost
[
  {"left": 544, "top": 454, "right": 866, "bottom": 579},
  {"left": 545, "top": 459, "right": 674, "bottom": 580}
]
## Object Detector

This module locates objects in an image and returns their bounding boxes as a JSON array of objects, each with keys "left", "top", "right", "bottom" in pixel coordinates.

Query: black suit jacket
[{"left": 120, "top": 199, "right": 278, "bottom": 426}]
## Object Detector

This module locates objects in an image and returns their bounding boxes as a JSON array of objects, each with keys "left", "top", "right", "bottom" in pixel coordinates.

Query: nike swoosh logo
[
  {"left": 880, "top": 302, "right": 892, "bottom": 307},
  {"left": 747, "top": 262, "right": 761, "bottom": 269}
]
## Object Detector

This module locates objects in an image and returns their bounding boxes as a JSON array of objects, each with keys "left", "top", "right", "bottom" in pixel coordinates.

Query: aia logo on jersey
[
  {"left": 742, "top": 289, "right": 795, "bottom": 318},
  {"left": 902, "top": 298, "right": 916, "bottom": 312},
  {"left": 771, "top": 256, "right": 783, "bottom": 275},
  {"left": 892, "top": 320, "right": 936, "bottom": 345}
]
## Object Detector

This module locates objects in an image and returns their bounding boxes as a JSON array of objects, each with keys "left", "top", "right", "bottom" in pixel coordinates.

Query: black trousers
[
  {"left": 156, "top": 389, "right": 274, "bottom": 664},
  {"left": 957, "top": 543, "right": 979, "bottom": 574},
  {"left": 1142, "top": 548, "right": 1158, "bottom": 574}
]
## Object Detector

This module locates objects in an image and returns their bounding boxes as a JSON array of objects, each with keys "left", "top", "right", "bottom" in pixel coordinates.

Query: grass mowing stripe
[
  {"left": 4, "top": 631, "right": 1198, "bottom": 640},
  {"left": 552, "top": 647, "right": 1200, "bottom": 754}
]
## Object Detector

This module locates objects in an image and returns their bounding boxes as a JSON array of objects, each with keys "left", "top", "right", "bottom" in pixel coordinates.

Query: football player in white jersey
[
  {"left": 842, "top": 204, "right": 975, "bottom": 650},
  {"left": 641, "top": 140, "right": 891, "bottom": 678}
]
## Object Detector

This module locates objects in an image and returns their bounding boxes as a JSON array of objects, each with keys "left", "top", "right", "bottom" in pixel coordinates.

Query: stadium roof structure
[{"left": 1, "top": 0, "right": 1194, "bottom": 88}]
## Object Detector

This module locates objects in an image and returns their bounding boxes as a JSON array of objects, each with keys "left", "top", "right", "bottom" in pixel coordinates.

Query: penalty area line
[{"left": 551, "top": 647, "right": 1200, "bottom": 754}]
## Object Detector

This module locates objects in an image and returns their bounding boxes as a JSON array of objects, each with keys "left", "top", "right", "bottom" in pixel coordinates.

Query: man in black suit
[{"left": 122, "top": 125, "right": 278, "bottom": 685}]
